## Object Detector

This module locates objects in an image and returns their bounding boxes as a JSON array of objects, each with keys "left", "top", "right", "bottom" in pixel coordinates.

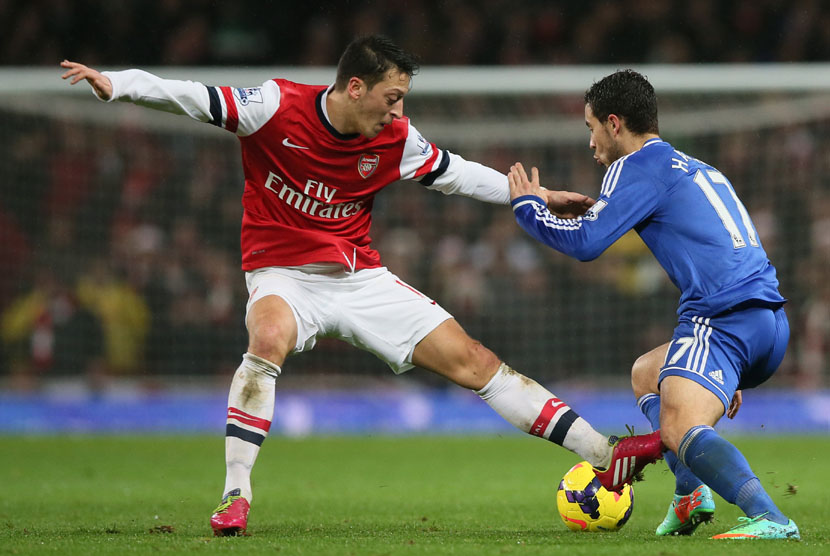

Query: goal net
[{"left": 2, "top": 64, "right": 829, "bottom": 390}]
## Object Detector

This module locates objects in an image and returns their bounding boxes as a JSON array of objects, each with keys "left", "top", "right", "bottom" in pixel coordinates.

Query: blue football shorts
[{"left": 658, "top": 305, "right": 789, "bottom": 411}]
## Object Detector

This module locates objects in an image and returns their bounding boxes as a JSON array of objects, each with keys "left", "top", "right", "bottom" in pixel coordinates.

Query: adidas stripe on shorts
[{"left": 658, "top": 306, "right": 789, "bottom": 411}]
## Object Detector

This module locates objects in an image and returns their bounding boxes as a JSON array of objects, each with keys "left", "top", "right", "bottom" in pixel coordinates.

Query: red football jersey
[
  {"left": 211, "top": 80, "right": 445, "bottom": 271},
  {"left": 101, "top": 69, "right": 508, "bottom": 271}
]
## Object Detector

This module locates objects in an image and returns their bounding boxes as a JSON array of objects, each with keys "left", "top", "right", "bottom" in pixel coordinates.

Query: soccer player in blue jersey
[{"left": 507, "top": 70, "right": 799, "bottom": 541}]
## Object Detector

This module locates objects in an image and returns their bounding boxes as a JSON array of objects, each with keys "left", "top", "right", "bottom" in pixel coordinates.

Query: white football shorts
[{"left": 245, "top": 265, "right": 453, "bottom": 373}]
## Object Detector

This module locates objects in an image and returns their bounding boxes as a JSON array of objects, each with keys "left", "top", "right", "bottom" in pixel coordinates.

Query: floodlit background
[{"left": 1, "top": 0, "right": 829, "bottom": 434}]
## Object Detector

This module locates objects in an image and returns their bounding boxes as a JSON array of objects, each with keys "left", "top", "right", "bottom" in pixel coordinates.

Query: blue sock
[
  {"left": 637, "top": 394, "right": 703, "bottom": 496},
  {"left": 679, "top": 425, "right": 788, "bottom": 524},
  {"left": 735, "top": 478, "right": 788, "bottom": 524}
]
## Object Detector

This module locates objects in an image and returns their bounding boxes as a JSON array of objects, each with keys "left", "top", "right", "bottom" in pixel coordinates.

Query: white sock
[
  {"left": 222, "top": 353, "right": 281, "bottom": 503},
  {"left": 476, "top": 363, "right": 612, "bottom": 467}
]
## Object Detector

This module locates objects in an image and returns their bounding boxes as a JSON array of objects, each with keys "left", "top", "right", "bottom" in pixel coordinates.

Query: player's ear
[
  {"left": 347, "top": 77, "right": 366, "bottom": 100},
  {"left": 607, "top": 114, "right": 623, "bottom": 136}
]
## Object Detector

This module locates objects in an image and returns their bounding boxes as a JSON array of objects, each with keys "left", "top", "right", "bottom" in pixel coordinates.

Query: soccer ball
[{"left": 556, "top": 461, "right": 634, "bottom": 532}]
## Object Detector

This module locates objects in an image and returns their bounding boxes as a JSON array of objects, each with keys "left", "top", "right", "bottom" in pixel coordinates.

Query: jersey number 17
[{"left": 693, "top": 169, "right": 759, "bottom": 249}]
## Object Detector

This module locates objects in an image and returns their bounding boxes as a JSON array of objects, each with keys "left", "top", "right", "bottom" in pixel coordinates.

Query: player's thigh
[
  {"left": 412, "top": 319, "right": 500, "bottom": 390},
  {"left": 658, "top": 316, "right": 742, "bottom": 412},
  {"left": 245, "top": 267, "right": 324, "bottom": 366},
  {"left": 631, "top": 342, "right": 670, "bottom": 398},
  {"left": 334, "top": 269, "right": 456, "bottom": 374},
  {"left": 659, "top": 375, "right": 725, "bottom": 453},
  {"left": 657, "top": 316, "right": 740, "bottom": 451},
  {"left": 245, "top": 294, "right": 298, "bottom": 366}
]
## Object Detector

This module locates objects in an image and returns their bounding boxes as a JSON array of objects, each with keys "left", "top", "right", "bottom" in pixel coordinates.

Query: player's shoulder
[
  {"left": 627, "top": 138, "right": 713, "bottom": 178},
  {"left": 602, "top": 139, "right": 673, "bottom": 196},
  {"left": 271, "top": 79, "right": 327, "bottom": 99},
  {"left": 271, "top": 78, "right": 324, "bottom": 91},
  {"left": 370, "top": 115, "right": 413, "bottom": 146},
  {"left": 629, "top": 138, "right": 673, "bottom": 164},
  {"left": 634, "top": 139, "right": 711, "bottom": 168},
  {"left": 391, "top": 115, "right": 413, "bottom": 137}
]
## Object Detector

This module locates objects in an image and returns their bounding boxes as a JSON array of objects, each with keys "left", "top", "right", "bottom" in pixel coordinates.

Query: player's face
[
  {"left": 585, "top": 104, "right": 625, "bottom": 167},
  {"left": 355, "top": 69, "right": 410, "bottom": 138}
]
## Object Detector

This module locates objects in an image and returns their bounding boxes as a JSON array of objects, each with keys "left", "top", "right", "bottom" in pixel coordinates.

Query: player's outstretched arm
[
  {"left": 60, "top": 62, "right": 279, "bottom": 135},
  {"left": 508, "top": 162, "right": 595, "bottom": 219},
  {"left": 60, "top": 60, "right": 112, "bottom": 100}
]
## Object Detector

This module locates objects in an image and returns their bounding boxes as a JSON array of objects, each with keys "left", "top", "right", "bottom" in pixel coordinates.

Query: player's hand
[
  {"left": 726, "top": 390, "right": 742, "bottom": 419},
  {"left": 508, "top": 162, "right": 544, "bottom": 200},
  {"left": 508, "top": 162, "right": 595, "bottom": 219},
  {"left": 543, "top": 189, "right": 596, "bottom": 219},
  {"left": 60, "top": 60, "right": 113, "bottom": 101}
]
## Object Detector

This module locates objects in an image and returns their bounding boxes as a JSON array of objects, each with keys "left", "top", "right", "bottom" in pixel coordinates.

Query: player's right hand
[{"left": 60, "top": 60, "right": 113, "bottom": 101}]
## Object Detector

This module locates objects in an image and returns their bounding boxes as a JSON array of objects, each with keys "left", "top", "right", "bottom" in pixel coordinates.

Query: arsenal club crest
[{"left": 357, "top": 153, "right": 380, "bottom": 179}]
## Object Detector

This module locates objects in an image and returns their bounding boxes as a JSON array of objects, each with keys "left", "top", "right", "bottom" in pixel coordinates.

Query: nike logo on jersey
[
  {"left": 282, "top": 137, "right": 309, "bottom": 149},
  {"left": 708, "top": 369, "right": 725, "bottom": 384}
]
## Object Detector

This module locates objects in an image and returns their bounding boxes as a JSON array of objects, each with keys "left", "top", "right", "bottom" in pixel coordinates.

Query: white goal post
[
  {"left": 3, "top": 63, "right": 830, "bottom": 147},
  {"left": 6, "top": 62, "right": 830, "bottom": 93}
]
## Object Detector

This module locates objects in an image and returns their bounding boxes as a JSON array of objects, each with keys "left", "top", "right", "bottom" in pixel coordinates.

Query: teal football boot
[{"left": 656, "top": 484, "right": 715, "bottom": 536}]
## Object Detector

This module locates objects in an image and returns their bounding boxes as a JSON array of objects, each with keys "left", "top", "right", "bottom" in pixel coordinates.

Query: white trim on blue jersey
[
  {"left": 601, "top": 139, "right": 661, "bottom": 197},
  {"left": 661, "top": 316, "right": 729, "bottom": 402},
  {"left": 511, "top": 136, "right": 784, "bottom": 314}
]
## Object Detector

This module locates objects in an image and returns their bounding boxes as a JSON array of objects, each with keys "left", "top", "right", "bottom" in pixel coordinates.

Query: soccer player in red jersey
[{"left": 61, "top": 35, "right": 663, "bottom": 536}]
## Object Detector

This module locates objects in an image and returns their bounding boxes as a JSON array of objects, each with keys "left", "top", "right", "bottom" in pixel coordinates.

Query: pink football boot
[
  {"left": 210, "top": 489, "right": 250, "bottom": 536},
  {"left": 593, "top": 430, "right": 665, "bottom": 491}
]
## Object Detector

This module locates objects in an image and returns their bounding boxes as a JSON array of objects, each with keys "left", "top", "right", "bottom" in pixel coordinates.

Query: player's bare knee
[
  {"left": 470, "top": 342, "right": 501, "bottom": 380},
  {"left": 247, "top": 322, "right": 293, "bottom": 364},
  {"left": 452, "top": 341, "right": 500, "bottom": 390},
  {"left": 658, "top": 405, "right": 693, "bottom": 454},
  {"left": 631, "top": 353, "right": 658, "bottom": 399},
  {"left": 659, "top": 423, "right": 684, "bottom": 454}
]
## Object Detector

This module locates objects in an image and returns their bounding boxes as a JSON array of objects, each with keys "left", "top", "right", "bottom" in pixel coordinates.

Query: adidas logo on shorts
[{"left": 708, "top": 369, "right": 724, "bottom": 384}]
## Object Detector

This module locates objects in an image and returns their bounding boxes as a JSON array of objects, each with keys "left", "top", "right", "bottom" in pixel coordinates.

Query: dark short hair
[
  {"left": 334, "top": 35, "right": 420, "bottom": 91},
  {"left": 584, "top": 69, "right": 659, "bottom": 135}
]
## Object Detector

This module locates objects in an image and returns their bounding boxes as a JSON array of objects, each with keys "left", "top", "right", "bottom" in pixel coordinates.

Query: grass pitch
[{"left": 1, "top": 434, "right": 828, "bottom": 555}]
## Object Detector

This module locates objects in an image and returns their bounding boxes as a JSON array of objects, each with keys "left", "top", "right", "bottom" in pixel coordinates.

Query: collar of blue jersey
[
  {"left": 315, "top": 86, "right": 361, "bottom": 141},
  {"left": 642, "top": 137, "right": 664, "bottom": 148}
]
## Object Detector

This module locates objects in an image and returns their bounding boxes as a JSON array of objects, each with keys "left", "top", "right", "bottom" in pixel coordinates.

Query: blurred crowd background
[
  {"left": 1, "top": 0, "right": 829, "bottom": 393},
  {"left": 2, "top": 0, "right": 829, "bottom": 66}
]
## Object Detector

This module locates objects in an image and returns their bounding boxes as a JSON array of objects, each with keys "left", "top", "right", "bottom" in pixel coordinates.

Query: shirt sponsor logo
[
  {"left": 357, "top": 154, "right": 380, "bottom": 179},
  {"left": 263, "top": 171, "right": 364, "bottom": 219},
  {"left": 235, "top": 87, "right": 263, "bottom": 106}
]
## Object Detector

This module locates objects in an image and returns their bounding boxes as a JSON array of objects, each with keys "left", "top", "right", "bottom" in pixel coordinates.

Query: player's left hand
[
  {"left": 60, "top": 60, "right": 113, "bottom": 100},
  {"left": 726, "top": 390, "right": 742, "bottom": 419},
  {"left": 508, "top": 162, "right": 595, "bottom": 219}
]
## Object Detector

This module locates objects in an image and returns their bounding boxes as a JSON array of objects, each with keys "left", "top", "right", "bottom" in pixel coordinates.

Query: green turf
[{"left": 1, "top": 434, "right": 828, "bottom": 555}]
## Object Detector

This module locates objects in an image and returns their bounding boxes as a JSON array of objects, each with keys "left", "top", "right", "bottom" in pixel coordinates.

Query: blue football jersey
[{"left": 511, "top": 138, "right": 785, "bottom": 316}]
